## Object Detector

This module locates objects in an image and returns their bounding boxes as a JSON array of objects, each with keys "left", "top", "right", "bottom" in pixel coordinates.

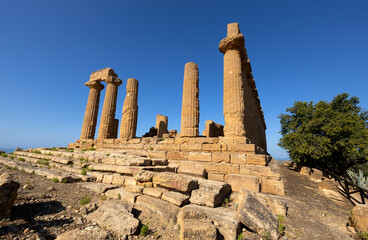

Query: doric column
[
  {"left": 180, "top": 62, "right": 199, "bottom": 137},
  {"left": 156, "top": 114, "right": 168, "bottom": 138},
  {"left": 97, "top": 76, "right": 122, "bottom": 139},
  {"left": 80, "top": 81, "right": 104, "bottom": 139},
  {"left": 120, "top": 78, "right": 139, "bottom": 139},
  {"left": 219, "top": 23, "right": 246, "bottom": 137}
]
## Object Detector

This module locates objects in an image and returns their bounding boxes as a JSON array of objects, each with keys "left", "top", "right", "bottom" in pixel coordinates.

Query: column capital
[
  {"left": 105, "top": 76, "right": 122, "bottom": 86},
  {"left": 219, "top": 33, "right": 245, "bottom": 53},
  {"left": 84, "top": 80, "right": 104, "bottom": 91}
]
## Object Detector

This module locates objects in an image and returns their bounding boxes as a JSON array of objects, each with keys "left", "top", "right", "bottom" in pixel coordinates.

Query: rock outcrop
[{"left": 0, "top": 173, "right": 20, "bottom": 218}]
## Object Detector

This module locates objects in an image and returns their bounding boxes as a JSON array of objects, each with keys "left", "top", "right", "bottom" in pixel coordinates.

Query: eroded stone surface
[{"left": 0, "top": 173, "right": 20, "bottom": 218}]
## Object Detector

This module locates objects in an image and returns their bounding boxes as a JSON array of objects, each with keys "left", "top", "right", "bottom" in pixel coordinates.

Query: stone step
[
  {"left": 87, "top": 162, "right": 175, "bottom": 175},
  {"left": 14, "top": 151, "right": 73, "bottom": 165},
  {"left": 0, "top": 157, "right": 82, "bottom": 183}
]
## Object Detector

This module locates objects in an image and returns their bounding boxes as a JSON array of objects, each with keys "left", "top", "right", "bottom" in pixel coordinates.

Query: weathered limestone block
[
  {"left": 104, "top": 188, "right": 139, "bottom": 203},
  {"left": 152, "top": 172, "right": 199, "bottom": 193},
  {"left": 212, "top": 152, "right": 230, "bottom": 163},
  {"left": 0, "top": 173, "right": 20, "bottom": 218},
  {"left": 180, "top": 62, "right": 199, "bottom": 137},
  {"left": 162, "top": 191, "right": 189, "bottom": 207},
  {"left": 200, "top": 162, "right": 240, "bottom": 175},
  {"left": 187, "top": 152, "right": 211, "bottom": 162},
  {"left": 97, "top": 69, "right": 122, "bottom": 139},
  {"left": 247, "top": 154, "right": 267, "bottom": 165},
  {"left": 180, "top": 143, "right": 202, "bottom": 151},
  {"left": 133, "top": 170, "right": 154, "bottom": 182},
  {"left": 80, "top": 182, "right": 117, "bottom": 194},
  {"left": 86, "top": 201, "right": 139, "bottom": 237},
  {"left": 208, "top": 173, "right": 225, "bottom": 182},
  {"left": 125, "top": 184, "right": 144, "bottom": 193},
  {"left": 239, "top": 165, "right": 280, "bottom": 180},
  {"left": 190, "top": 179, "right": 231, "bottom": 207},
  {"left": 226, "top": 174, "right": 261, "bottom": 192},
  {"left": 156, "top": 114, "right": 168, "bottom": 138},
  {"left": 178, "top": 162, "right": 206, "bottom": 178},
  {"left": 230, "top": 153, "right": 246, "bottom": 164},
  {"left": 236, "top": 189, "right": 279, "bottom": 239},
  {"left": 142, "top": 187, "right": 167, "bottom": 198},
  {"left": 80, "top": 81, "right": 104, "bottom": 139},
  {"left": 180, "top": 219, "right": 217, "bottom": 240},
  {"left": 178, "top": 204, "right": 240, "bottom": 240},
  {"left": 166, "top": 151, "right": 188, "bottom": 160},
  {"left": 120, "top": 78, "right": 139, "bottom": 139},
  {"left": 202, "top": 120, "right": 224, "bottom": 137},
  {"left": 300, "top": 166, "right": 312, "bottom": 175},
  {"left": 261, "top": 178, "right": 285, "bottom": 196}
]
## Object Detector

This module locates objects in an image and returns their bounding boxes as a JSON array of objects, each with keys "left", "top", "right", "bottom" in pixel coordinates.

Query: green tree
[{"left": 278, "top": 93, "right": 368, "bottom": 176}]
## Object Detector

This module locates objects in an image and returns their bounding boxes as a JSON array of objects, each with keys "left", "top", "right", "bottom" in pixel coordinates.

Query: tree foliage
[{"left": 279, "top": 93, "right": 368, "bottom": 176}]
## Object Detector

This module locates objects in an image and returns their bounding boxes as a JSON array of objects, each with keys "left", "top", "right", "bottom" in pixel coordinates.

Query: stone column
[
  {"left": 80, "top": 81, "right": 104, "bottom": 139},
  {"left": 219, "top": 23, "right": 246, "bottom": 137},
  {"left": 120, "top": 78, "right": 139, "bottom": 139},
  {"left": 180, "top": 62, "right": 199, "bottom": 137},
  {"left": 97, "top": 76, "right": 122, "bottom": 139},
  {"left": 156, "top": 114, "right": 168, "bottom": 138}
]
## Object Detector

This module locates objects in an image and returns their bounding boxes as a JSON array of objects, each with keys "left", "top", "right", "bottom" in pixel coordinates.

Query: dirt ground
[
  {"left": 0, "top": 164, "right": 101, "bottom": 240},
  {"left": 278, "top": 164, "right": 356, "bottom": 240},
  {"left": 0, "top": 162, "right": 361, "bottom": 240}
]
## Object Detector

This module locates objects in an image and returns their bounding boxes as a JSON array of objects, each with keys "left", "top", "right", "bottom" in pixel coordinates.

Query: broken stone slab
[
  {"left": 125, "top": 184, "right": 144, "bottom": 193},
  {"left": 133, "top": 170, "right": 154, "bottom": 182},
  {"left": 134, "top": 195, "right": 180, "bottom": 224},
  {"left": 177, "top": 162, "right": 206, "bottom": 178},
  {"left": 0, "top": 173, "right": 20, "bottom": 218},
  {"left": 152, "top": 172, "right": 199, "bottom": 193},
  {"left": 189, "top": 178, "right": 231, "bottom": 207},
  {"left": 143, "top": 187, "right": 167, "bottom": 198},
  {"left": 180, "top": 219, "right": 217, "bottom": 240},
  {"left": 235, "top": 189, "right": 287, "bottom": 216},
  {"left": 105, "top": 187, "right": 139, "bottom": 204},
  {"left": 86, "top": 200, "right": 139, "bottom": 238},
  {"left": 80, "top": 182, "right": 118, "bottom": 194},
  {"left": 161, "top": 191, "right": 189, "bottom": 207},
  {"left": 55, "top": 225, "right": 113, "bottom": 240},
  {"left": 178, "top": 204, "right": 239, "bottom": 240},
  {"left": 236, "top": 189, "right": 278, "bottom": 239}
]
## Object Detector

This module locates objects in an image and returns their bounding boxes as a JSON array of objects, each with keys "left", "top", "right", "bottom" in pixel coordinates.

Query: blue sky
[{"left": 0, "top": 1, "right": 367, "bottom": 159}]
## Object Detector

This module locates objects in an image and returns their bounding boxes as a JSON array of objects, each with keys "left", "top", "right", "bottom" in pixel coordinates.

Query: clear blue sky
[{"left": 0, "top": 1, "right": 367, "bottom": 159}]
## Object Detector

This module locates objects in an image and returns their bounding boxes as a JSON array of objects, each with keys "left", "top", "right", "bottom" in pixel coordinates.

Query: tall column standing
[
  {"left": 219, "top": 23, "right": 246, "bottom": 137},
  {"left": 120, "top": 78, "right": 139, "bottom": 139},
  {"left": 180, "top": 62, "right": 199, "bottom": 137},
  {"left": 97, "top": 76, "right": 122, "bottom": 139},
  {"left": 80, "top": 81, "right": 104, "bottom": 139}
]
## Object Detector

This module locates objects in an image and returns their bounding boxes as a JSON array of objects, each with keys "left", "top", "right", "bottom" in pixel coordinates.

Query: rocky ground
[{"left": 0, "top": 161, "right": 362, "bottom": 240}]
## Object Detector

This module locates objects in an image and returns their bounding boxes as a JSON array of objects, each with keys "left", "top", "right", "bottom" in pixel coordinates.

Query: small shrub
[
  {"left": 237, "top": 233, "right": 244, "bottom": 240},
  {"left": 149, "top": 147, "right": 153, "bottom": 151},
  {"left": 140, "top": 222, "right": 149, "bottom": 236},
  {"left": 222, "top": 198, "right": 229, "bottom": 206},
  {"left": 49, "top": 148, "right": 58, "bottom": 151},
  {"left": 32, "top": 150, "right": 41, "bottom": 154},
  {"left": 13, "top": 166, "right": 18, "bottom": 170},
  {"left": 37, "top": 158, "right": 49, "bottom": 166},
  {"left": 261, "top": 231, "right": 271, "bottom": 240},
  {"left": 6, "top": 166, "right": 11, "bottom": 169},
  {"left": 234, "top": 203, "right": 239, "bottom": 210},
  {"left": 81, "top": 168, "right": 87, "bottom": 175},
  {"left": 48, "top": 166, "right": 51, "bottom": 169},
  {"left": 101, "top": 195, "right": 107, "bottom": 201},
  {"left": 80, "top": 195, "right": 91, "bottom": 205},
  {"left": 61, "top": 179, "right": 68, "bottom": 183},
  {"left": 358, "top": 232, "right": 368, "bottom": 240},
  {"left": 278, "top": 215, "right": 285, "bottom": 235},
  {"left": 25, "top": 179, "right": 30, "bottom": 185},
  {"left": 106, "top": 153, "right": 110, "bottom": 157},
  {"left": 1, "top": 153, "right": 8, "bottom": 157},
  {"left": 52, "top": 178, "right": 59, "bottom": 183},
  {"left": 66, "top": 148, "right": 74, "bottom": 152},
  {"left": 82, "top": 147, "right": 96, "bottom": 152},
  {"left": 118, "top": 193, "right": 121, "bottom": 200},
  {"left": 46, "top": 153, "right": 52, "bottom": 156},
  {"left": 10, "top": 156, "right": 15, "bottom": 160},
  {"left": 18, "top": 158, "right": 25, "bottom": 162}
]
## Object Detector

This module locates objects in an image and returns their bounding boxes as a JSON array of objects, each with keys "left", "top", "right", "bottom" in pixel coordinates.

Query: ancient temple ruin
[{"left": 69, "top": 23, "right": 280, "bottom": 196}]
